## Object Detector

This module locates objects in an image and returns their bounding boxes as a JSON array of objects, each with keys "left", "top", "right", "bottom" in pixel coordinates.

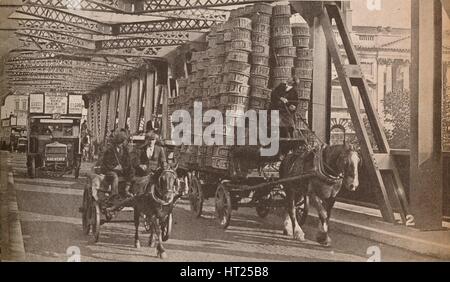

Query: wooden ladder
[{"left": 319, "top": 3, "right": 413, "bottom": 225}]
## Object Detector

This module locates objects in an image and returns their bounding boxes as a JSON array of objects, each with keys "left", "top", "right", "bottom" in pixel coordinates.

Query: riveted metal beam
[
  {"left": 138, "top": 0, "right": 271, "bottom": 12},
  {"left": 96, "top": 36, "right": 186, "bottom": 49},
  {"left": 16, "top": 29, "right": 96, "bottom": 49},
  {"left": 16, "top": 5, "right": 112, "bottom": 34},
  {"left": 112, "top": 18, "right": 214, "bottom": 34},
  {"left": 15, "top": 18, "right": 94, "bottom": 34}
]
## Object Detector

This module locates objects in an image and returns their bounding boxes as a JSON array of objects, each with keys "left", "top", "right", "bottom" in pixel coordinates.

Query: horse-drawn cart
[
  {"left": 80, "top": 173, "right": 175, "bottom": 243},
  {"left": 178, "top": 138, "right": 312, "bottom": 229}
]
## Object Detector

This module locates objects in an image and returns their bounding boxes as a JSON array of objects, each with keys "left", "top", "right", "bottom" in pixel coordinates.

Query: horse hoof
[
  {"left": 283, "top": 229, "right": 292, "bottom": 236},
  {"left": 293, "top": 231, "right": 306, "bottom": 242},
  {"left": 158, "top": 251, "right": 168, "bottom": 260},
  {"left": 135, "top": 241, "right": 141, "bottom": 249},
  {"left": 316, "top": 233, "right": 332, "bottom": 247}
]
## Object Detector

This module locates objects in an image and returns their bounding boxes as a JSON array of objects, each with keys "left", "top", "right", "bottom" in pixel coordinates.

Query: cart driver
[
  {"left": 133, "top": 132, "right": 168, "bottom": 195},
  {"left": 101, "top": 131, "right": 134, "bottom": 198}
]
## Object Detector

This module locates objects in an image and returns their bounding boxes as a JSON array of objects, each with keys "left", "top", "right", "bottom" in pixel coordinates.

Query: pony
[
  {"left": 132, "top": 166, "right": 180, "bottom": 259},
  {"left": 280, "top": 144, "right": 361, "bottom": 246}
]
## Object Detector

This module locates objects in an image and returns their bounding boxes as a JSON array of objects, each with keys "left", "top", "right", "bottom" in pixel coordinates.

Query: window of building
[
  {"left": 332, "top": 88, "right": 347, "bottom": 108},
  {"left": 22, "top": 100, "right": 27, "bottom": 110},
  {"left": 15, "top": 101, "right": 19, "bottom": 110}
]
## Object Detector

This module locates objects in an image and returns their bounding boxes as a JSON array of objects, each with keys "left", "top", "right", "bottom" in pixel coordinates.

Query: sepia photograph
[{"left": 0, "top": 0, "right": 448, "bottom": 267}]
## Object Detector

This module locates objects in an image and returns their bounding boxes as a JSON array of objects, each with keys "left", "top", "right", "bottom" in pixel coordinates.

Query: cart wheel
[
  {"left": 255, "top": 192, "right": 271, "bottom": 218},
  {"left": 189, "top": 175, "right": 203, "bottom": 218},
  {"left": 81, "top": 188, "right": 91, "bottom": 235},
  {"left": 28, "top": 156, "right": 36, "bottom": 179},
  {"left": 215, "top": 183, "right": 232, "bottom": 229},
  {"left": 90, "top": 201, "right": 101, "bottom": 243},
  {"left": 295, "top": 194, "right": 309, "bottom": 227},
  {"left": 161, "top": 213, "right": 172, "bottom": 242}
]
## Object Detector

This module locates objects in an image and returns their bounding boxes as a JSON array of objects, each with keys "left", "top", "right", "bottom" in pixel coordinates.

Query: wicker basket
[
  {"left": 294, "top": 59, "right": 313, "bottom": 69},
  {"left": 272, "top": 16, "right": 290, "bottom": 26},
  {"left": 223, "top": 29, "right": 232, "bottom": 42},
  {"left": 251, "top": 54, "right": 270, "bottom": 66},
  {"left": 252, "top": 23, "right": 271, "bottom": 34},
  {"left": 292, "top": 36, "right": 310, "bottom": 48},
  {"left": 251, "top": 14, "right": 271, "bottom": 25},
  {"left": 231, "top": 28, "right": 252, "bottom": 41},
  {"left": 250, "top": 65, "right": 270, "bottom": 77},
  {"left": 293, "top": 68, "right": 313, "bottom": 80},
  {"left": 230, "top": 40, "right": 252, "bottom": 52},
  {"left": 251, "top": 32, "right": 270, "bottom": 45},
  {"left": 249, "top": 75, "right": 269, "bottom": 88},
  {"left": 297, "top": 99, "right": 310, "bottom": 111},
  {"left": 274, "top": 46, "right": 296, "bottom": 57},
  {"left": 251, "top": 44, "right": 270, "bottom": 56},
  {"left": 224, "top": 62, "right": 251, "bottom": 75},
  {"left": 292, "top": 23, "right": 310, "bottom": 37},
  {"left": 223, "top": 72, "right": 250, "bottom": 84},
  {"left": 220, "top": 94, "right": 249, "bottom": 105},
  {"left": 272, "top": 4, "right": 291, "bottom": 16},
  {"left": 220, "top": 82, "right": 251, "bottom": 96},
  {"left": 253, "top": 3, "right": 273, "bottom": 15},
  {"left": 272, "top": 25, "right": 293, "bottom": 37},
  {"left": 297, "top": 48, "right": 314, "bottom": 60},
  {"left": 226, "top": 50, "right": 249, "bottom": 63},
  {"left": 250, "top": 86, "right": 271, "bottom": 99},
  {"left": 272, "top": 67, "right": 292, "bottom": 78},
  {"left": 275, "top": 56, "right": 294, "bottom": 67},
  {"left": 272, "top": 35, "right": 294, "bottom": 49},
  {"left": 230, "top": 17, "right": 252, "bottom": 30}
]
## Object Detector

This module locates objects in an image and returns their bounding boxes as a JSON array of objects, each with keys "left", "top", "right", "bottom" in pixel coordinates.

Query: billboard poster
[
  {"left": 68, "top": 95, "right": 83, "bottom": 114},
  {"left": 29, "top": 94, "right": 44, "bottom": 113},
  {"left": 44, "top": 93, "right": 68, "bottom": 114}
]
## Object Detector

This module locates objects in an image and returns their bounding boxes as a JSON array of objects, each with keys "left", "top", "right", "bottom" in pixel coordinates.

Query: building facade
[{"left": 330, "top": 25, "right": 411, "bottom": 148}]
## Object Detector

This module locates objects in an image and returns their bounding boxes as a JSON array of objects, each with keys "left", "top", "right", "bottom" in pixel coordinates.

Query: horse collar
[{"left": 314, "top": 145, "right": 344, "bottom": 185}]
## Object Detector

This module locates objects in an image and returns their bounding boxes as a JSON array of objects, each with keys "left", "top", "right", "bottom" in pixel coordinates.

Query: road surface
[{"left": 8, "top": 153, "right": 438, "bottom": 262}]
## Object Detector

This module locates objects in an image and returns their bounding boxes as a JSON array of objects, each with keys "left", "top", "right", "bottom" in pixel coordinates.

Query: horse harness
[{"left": 313, "top": 145, "right": 344, "bottom": 186}]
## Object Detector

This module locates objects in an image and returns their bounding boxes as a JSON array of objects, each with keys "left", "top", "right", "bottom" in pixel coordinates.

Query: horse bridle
[{"left": 149, "top": 169, "right": 178, "bottom": 206}]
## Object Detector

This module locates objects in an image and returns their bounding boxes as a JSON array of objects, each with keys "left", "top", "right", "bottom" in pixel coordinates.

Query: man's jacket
[{"left": 134, "top": 144, "right": 167, "bottom": 177}]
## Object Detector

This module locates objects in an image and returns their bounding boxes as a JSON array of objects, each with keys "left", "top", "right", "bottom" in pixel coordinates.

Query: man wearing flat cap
[
  {"left": 133, "top": 132, "right": 168, "bottom": 195},
  {"left": 101, "top": 130, "right": 133, "bottom": 198}
]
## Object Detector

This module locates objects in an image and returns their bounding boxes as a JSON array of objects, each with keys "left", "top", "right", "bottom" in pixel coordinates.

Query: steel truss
[
  {"left": 113, "top": 19, "right": 215, "bottom": 34},
  {"left": 96, "top": 37, "right": 186, "bottom": 49},
  {"left": 16, "top": 5, "right": 112, "bottom": 34},
  {"left": 16, "top": 29, "right": 96, "bottom": 50},
  {"left": 139, "top": 0, "right": 269, "bottom": 12},
  {"left": 15, "top": 19, "right": 94, "bottom": 34}
]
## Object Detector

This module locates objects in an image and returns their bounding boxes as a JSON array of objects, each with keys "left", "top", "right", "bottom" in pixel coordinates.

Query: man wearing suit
[
  {"left": 133, "top": 132, "right": 168, "bottom": 195},
  {"left": 101, "top": 131, "right": 134, "bottom": 198}
]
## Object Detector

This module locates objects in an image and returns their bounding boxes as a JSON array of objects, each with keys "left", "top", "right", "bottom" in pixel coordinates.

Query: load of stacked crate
[
  {"left": 271, "top": 4, "right": 296, "bottom": 88},
  {"left": 172, "top": 3, "right": 313, "bottom": 172},
  {"left": 292, "top": 23, "right": 313, "bottom": 130}
]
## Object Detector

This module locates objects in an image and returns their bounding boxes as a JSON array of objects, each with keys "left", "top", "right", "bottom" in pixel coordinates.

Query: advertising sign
[
  {"left": 29, "top": 94, "right": 44, "bottom": 113},
  {"left": 44, "top": 93, "right": 68, "bottom": 114},
  {"left": 68, "top": 95, "right": 83, "bottom": 114}
]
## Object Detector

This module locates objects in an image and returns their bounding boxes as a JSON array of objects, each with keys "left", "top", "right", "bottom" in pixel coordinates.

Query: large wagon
[{"left": 176, "top": 138, "right": 312, "bottom": 229}]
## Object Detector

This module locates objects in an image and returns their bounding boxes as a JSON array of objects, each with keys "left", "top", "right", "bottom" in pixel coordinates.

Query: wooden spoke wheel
[
  {"left": 295, "top": 194, "right": 309, "bottom": 227},
  {"left": 89, "top": 200, "right": 101, "bottom": 243},
  {"left": 255, "top": 191, "right": 271, "bottom": 218},
  {"left": 189, "top": 175, "right": 203, "bottom": 218},
  {"left": 161, "top": 213, "right": 173, "bottom": 242},
  {"left": 81, "top": 187, "right": 91, "bottom": 235},
  {"left": 215, "top": 183, "right": 232, "bottom": 229}
]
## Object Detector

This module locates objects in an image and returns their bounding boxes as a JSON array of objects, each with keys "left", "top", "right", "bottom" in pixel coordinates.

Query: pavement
[{"left": 3, "top": 152, "right": 449, "bottom": 261}]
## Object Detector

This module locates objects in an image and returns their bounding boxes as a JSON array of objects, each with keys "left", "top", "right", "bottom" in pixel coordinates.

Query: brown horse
[
  {"left": 280, "top": 144, "right": 361, "bottom": 246},
  {"left": 132, "top": 167, "right": 180, "bottom": 259}
]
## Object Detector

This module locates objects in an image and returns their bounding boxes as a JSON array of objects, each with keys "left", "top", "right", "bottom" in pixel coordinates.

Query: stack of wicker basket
[
  {"left": 271, "top": 4, "right": 296, "bottom": 88},
  {"left": 292, "top": 23, "right": 313, "bottom": 129}
]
